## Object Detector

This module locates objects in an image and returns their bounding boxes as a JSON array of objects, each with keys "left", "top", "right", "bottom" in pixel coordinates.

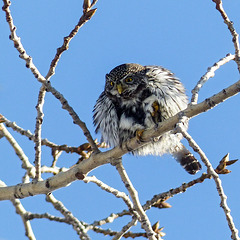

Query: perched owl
[{"left": 93, "top": 63, "right": 201, "bottom": 174}]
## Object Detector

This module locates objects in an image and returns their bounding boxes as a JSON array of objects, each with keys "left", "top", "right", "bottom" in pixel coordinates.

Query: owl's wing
[
  {"left": 93, "top": 92, "right": 119, "bottom": 147},
  {"left": 145, "top": 66, "right": 188, "bottom": 121}
]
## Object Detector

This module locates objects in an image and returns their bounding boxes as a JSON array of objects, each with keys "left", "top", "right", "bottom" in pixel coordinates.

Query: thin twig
[
  {"left": 88, "top": 210, "right": 130, "bottom": 228},
  {"left": 106, "top": 172, "right": 211, "bottom": 225},
  {"left": 45, "top": 82, "right": 99, "bottom": 153},
  {"left": 1, "top": 115, "right": 97, "bottom": 155},
  {"left": 91, "top": 224, "right": 149, "bottom": 239},
  {"left": 45, "top": 8, "right": 97, "bottom": 80},
  {"left": 176, "top": 116, "right": 240, "bottom": 240},
  {"left": 112, "top": 158, "right": 158, "bottom": 240},
  {"left": 0, "top": 123, "right": 35, "bottom": 178},
  {"left": 41, "top": 165, "right": 69, "bottom": 175},
  {"left": 84, "top": 176, "right": 134, "bottom": 210},
  {"left": 0, "top": 181, "right": 36, "bottom": 240},
  {"left": 32, "top": 0, "right": 97, "bottom": 179},
  {"left": 46, "top": 193, "right": 90, "bottom": 240},
  {"left": 143, "top": 172, "right": 211, "bottom": 211},
  {"left": 34, "top": 86, "right": 46, "bottom": 181},
  {"left": 25, "top": 212, "right": 68, "bottom": 223},
  {"left": 11, "top": 199, "right": 36, "bottom": 240},
  {"left": 212, "top": 0, "right": 240, "bottom": 72},
  {"left": 112, "top": 217, "right": 138, "bottom": 240},
  {"left": 191, "top": 53, "right": 235, "bottom": 104},
  {"left": 2, "top": 0, "right": 99, "bottom": 153}
]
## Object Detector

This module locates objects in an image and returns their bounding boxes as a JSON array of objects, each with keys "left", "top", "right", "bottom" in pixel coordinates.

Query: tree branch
[
  {"left": 0, "top": 181, "right": 36, "bottom": 240},
  {"left": 0, "top": 123, "right": 35, "bottom": 178},
  {"left": 0, "top": 78, "right": 239, "bottom": 201},
  {"left": 1, "top": 115, "right": 99, "bottom": 155},
  {"left": 84, "top": 176, "right": 134, "bottom": 211},
  {"left": 191, "top": 53, "right": 235, "bottom": 104},
  {"left": 176, "top": 117, "right": 240, "bottom": 240},
  {"left": 112, "top": 159, "right": 158, "bottom": 240},
  {"left": 34, "top": 86, "right": 46, "bottom": 181},
  {"left": 212, "top": 0, "right": 240, "bottom": 71},
  {"left": 46, "top": 193, "right": 90, "bottom": 240},
  {"left": 112, "top": 217, "right": 138, "bottom": 240},
  {"left": 1, "top": 0, "right": 99, "bottom": 153}
]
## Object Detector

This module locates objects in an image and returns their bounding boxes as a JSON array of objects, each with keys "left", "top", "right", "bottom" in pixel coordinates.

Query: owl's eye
[
  {"left": 125, "top": 77, "right": 133, "bottom": 83},
  {"left": 110, "top": 81, "right": 114, "bottom": 86}
]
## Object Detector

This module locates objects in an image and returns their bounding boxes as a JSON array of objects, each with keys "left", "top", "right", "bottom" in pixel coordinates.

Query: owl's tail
[{"left": 172, "top": 144, "right": 202, "bottom": 175}]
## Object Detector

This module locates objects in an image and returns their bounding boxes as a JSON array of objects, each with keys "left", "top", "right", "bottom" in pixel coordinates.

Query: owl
[{"left": 93, "top": 63, "right": 201, "bottom": 174}]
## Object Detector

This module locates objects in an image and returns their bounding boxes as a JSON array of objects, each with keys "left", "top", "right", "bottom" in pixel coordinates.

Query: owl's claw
[
  {"left": 136, "top": 129, "right": 145, "bottom": 143},
  {"left": 151, "top": 101, "right": 159, "bottom": 117},
  {"left": 151, "top": 101, "right": 162, "bottom": 123}
]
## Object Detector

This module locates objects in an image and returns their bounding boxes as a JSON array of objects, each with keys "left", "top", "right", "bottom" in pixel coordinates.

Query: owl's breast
[{"left": 117, "top": 102, "right": 148, "bottom": 131}]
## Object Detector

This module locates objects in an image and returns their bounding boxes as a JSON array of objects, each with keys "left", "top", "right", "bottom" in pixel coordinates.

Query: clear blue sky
[{"left": 0, "top": 0, "right": 240, "bottom": 239}]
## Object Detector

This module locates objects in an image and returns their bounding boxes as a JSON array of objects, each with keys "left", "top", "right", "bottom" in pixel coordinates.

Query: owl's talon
[
  {"left": 151, "top": 101, "right": 162, "bottom": 123},
  {"left": 151, "top": 101, "right": 159, "bottom": 117},
  {"left": 136, "top": 129, "right": 145, "bottom": 143}
]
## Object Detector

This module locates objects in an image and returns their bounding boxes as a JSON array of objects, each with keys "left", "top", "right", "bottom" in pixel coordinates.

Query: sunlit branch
[
  {"left": 34, "top": 87, "right": 46, "bottom": 181},
  {"left": 191, "top": 53, "right": 235, "bottom": 104},
  {"left": 46, "top": 193, "right": 90, "bottom": 240},
  {"left": 1, "top": 0, "right": 99, "bottom": 153},
  {"left": 176, "top": 116, "right": 240, "bottom": 240},
  {"left": 112, "top": 217, "right": 138, "bottom": 240},
  {"left": 84, "top": 176, "right": 134, "bottom": 211},
  {"left": 112, "top": 158, "right": 158, "bottom": 240},
  {"left": 0, "top": 181, "right": 36, "bottom": 240},
  {"left": 212, "top": 0, "right": 240, "bottom": 72},
  {"left": 0, "top": 123, "right": 35, "bottom": 178}
]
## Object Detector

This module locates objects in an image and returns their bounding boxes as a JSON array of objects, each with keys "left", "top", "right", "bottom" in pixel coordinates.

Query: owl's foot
[
  {"left": 136, "top": 129, "right": 145, "bottom": 143},
  {"left": 151, "top": 101, "right": 161, "bottom": 123},
  {"left": 151, "top": 101, "right": 159, "bottom": 117}
]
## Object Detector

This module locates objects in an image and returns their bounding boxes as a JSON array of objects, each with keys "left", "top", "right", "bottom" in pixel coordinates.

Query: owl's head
[{"left": 105, "top": 63, "right": 147, "bottom": 101}]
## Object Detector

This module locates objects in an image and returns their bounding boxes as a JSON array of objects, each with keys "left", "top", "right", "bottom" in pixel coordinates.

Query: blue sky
[{"left": 0, "top": 0, "right": 240, "bottom": 239}]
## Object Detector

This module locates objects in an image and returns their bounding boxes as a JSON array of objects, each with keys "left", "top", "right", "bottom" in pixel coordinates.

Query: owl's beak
[{"left": 117, "top": 84, "right": 123, "bottom": 94}]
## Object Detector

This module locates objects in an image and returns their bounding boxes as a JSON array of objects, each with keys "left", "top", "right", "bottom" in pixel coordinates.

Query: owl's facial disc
[
  {"left": 105, "top": 76, "right": 139, "bottom": 100},
  {"left": 116, "top": 77, "right": 134, "bottom": 96}
]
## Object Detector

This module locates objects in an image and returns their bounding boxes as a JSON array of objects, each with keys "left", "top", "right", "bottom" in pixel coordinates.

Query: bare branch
[
  {"left": 34, "top": 86, "right": 46, "bottom": 181},
  {"left": 84, "top": 176, "right": 134, "bottom": 211},
  {"left": 1, "top": 115, "right": 99, "bottom": 156},
  {"left": 0, "top": 180, "right": 36, "bottom": 240},
  {"left": 1, "top": 0, "right": 99, "bottom": 153},
  {"left": 112, "top": 217, "right": 138, "bottom": 240},
  {"left": 176, "top": 116, "right": 240, "bottom": 240},
  {"left": 0, "top": 123, "right": 35, "bottom": 178},
  {"left": 46, "top": 193, "right": 90, "bottom": 240},
  {"left": 212, "top": 0, "right": 240, "bottom": 71},
  {"left": 112, "top": 159, "right": 158, "bottom": 240},
  {"left": 91, "top": 224, "right": 150, "bottom": 239},
  {"left": 45, "top": 7, "right": 97, "bottom": 80},
  {"left": 25, "top": 212, "right": 67, "bottom": 223},
  {"left": 11, "top": 199, "right": 36, "bottom": 240},
  {"left": 191, "top": 53, "right": 235, "bottom": 104},
  {"left": 88, "top": 211, "right": 130, "bottom": 229},
  {"left": 44, "top": 82, "right": 99, "bottom": 153},
  {"left": 144, "top": 172, "right": 211, "bottom": 211},
  {"left": 41, "top": 165, "right": 69, "bottom": 175}
]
